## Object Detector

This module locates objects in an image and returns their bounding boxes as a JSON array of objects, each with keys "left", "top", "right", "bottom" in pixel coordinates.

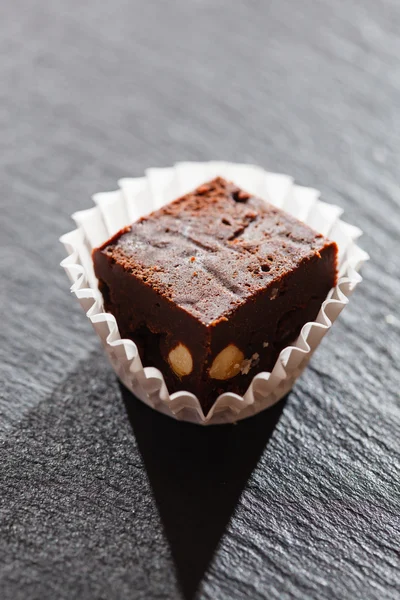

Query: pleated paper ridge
[{"left": 60, "top": 162, "right": 369, "bottom": 425}]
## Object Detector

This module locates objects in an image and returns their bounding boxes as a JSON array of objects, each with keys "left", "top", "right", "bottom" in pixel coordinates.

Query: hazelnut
[
  {"left": 168, "top": 343, "right": 193, "bottom": 378},
  {"left": 209, "top": 344, "right": 244, "bottom": 380}
]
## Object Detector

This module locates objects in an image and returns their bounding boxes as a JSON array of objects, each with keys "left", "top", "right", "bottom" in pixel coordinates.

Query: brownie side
[
  {"left": 203, "top": 241, "right": 337, "bottom": 408},
  {"left": 93, "top": 248, "right": 211, "bottom": 400},
  {"left": 93, "top": 177, "right": 338, "bottom": 414}
]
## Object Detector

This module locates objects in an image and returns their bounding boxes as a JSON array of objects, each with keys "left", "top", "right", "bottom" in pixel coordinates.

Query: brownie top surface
[{"left": 100, "top": 178, "right": 333, "bottom": 325}]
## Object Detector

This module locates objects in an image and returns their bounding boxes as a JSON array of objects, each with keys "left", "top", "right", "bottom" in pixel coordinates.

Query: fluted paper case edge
[{"left": 60, "top": 161, "right": 369, "bottom": 425}]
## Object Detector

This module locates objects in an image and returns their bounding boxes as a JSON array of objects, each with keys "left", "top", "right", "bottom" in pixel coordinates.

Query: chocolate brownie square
[{"left": 93, "top": 177, "right": 337, "bottom": 414}]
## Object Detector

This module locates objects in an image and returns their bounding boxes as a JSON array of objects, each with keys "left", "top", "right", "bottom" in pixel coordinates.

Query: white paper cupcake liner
[{"left": 60, "top": 161, "right": 369, "bottom": 425}]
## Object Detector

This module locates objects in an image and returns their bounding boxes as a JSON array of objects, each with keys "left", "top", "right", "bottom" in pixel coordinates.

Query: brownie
[{"left": 93, "top": 177, "right": 338, "bottom": 414}]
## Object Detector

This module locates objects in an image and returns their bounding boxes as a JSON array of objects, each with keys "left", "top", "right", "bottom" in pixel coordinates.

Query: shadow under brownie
[{"left": 93, "top": 177, "right": 337, "bottom": 414}]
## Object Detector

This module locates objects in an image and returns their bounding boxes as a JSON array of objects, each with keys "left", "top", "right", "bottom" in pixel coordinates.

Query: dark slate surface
[{"left": 1, "top": 0, "right": 399, "bottom": 598}]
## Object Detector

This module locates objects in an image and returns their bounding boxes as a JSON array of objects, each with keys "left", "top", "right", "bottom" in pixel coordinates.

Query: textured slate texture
[{"left": 1, "top": 1, "right": 399, "bottom": 599}]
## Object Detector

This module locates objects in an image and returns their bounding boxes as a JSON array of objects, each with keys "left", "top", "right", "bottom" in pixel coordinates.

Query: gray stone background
[{"left": 1, "top": 1, "right": 399, "bottom": 599}]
